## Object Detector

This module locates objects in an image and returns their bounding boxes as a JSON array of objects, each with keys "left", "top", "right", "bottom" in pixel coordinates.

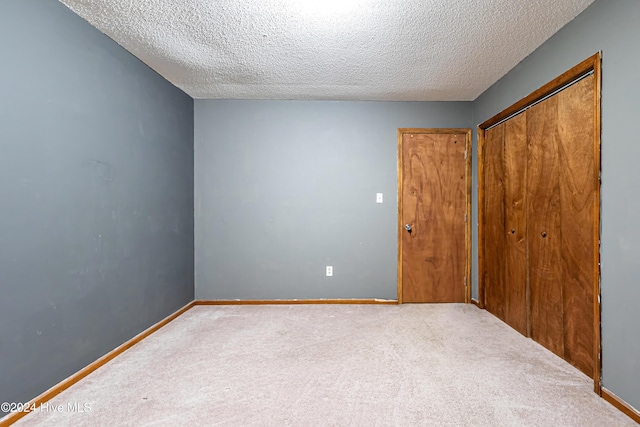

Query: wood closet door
[
  {"left": 527, "top": 96, "right": 565, "bottom": 358},
  {"left": 484, "top": 116, "right": 527, "bottom": 335},
  {"left": 557, "top": 75, "right": 596, "bottom": 376},
  {"left": 483, "top": 124, "right": 506, "bottom": 320},
  {"left": 527, "top": 75, "right": 595, "bottom": 376},
  {"left": 503, "top": 113, "right": 528, "bottom": 336}
]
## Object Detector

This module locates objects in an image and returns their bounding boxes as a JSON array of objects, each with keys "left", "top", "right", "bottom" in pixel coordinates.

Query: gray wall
[
  {"left": 471, "top": 0, "right": 640, "bottom": 411},
  {"left": 0, "top": 0, "right": 194, "bottom": 412},
  {"left": 195, "top": 101, "right": 471, "bottom": 300}
]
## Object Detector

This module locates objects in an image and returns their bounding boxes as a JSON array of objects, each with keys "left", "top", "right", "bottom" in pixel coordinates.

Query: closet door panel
[
  {"left": 503, "top": 113, "right": 528, "bottom": 336},
  {"left": 557, "top": 75, "right": 596, "bottom": 376},
  {"left": 484, "top": 123, "right": 506, "bottom": 321},
  {"left": 527, "top": 97, "right": 564, "bottom": 358}
]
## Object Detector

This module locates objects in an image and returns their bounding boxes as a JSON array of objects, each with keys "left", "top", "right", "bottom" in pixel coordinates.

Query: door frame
[
  {"left": 397, "top": 128, "right": 472, "bottom": 304},
  {"left": 477, "top": 52, "right": 602, "bottom": 393}
]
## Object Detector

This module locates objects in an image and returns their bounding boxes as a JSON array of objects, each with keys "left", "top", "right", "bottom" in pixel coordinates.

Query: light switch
[{"left": 376, "top": 193, "right": 383, "bottom": 203}]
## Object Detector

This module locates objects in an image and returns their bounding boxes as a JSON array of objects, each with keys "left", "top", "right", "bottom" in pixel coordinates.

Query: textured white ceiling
[{"left": 59, "top": 0, "right": 595, "bottom": 101}]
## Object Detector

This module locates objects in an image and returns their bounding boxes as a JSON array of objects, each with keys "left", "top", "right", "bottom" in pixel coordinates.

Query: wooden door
[
  {"left": 527, "top": 95, "right": 565, "bottom": 358},
  {"left": 483, "top": 115, "right": 528, "bottom": 336},
  {"left": 556, "top": 75, "right": 595, "bottom": 376},
  {"left": 503, "top": 114, "right": 528, "bottom": 336},
  {"left": 483, "top": 123, "right": 506, "bottom": 319},
  {"left": 398, "top": 129, "right": 470, "bottom": 303},
  {"left": 483, "top": 76, "right": 596, "bottom": 373},
  {"left": 528, "top": 75, "right": 596, "bottom": 376}
]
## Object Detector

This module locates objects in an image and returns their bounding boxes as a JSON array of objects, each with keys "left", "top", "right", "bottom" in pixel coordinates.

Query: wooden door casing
[{"left": 398, "top": 129, "right": 471, "bottom": 303}]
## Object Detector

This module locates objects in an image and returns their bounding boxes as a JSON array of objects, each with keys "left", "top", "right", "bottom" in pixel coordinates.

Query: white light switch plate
[{"left": 376, "top": 193, "right": 383, "bottom": 203}]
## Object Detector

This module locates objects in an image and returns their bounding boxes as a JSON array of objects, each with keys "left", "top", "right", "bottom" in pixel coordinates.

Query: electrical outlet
[
  {"left": 376, "top": 193, "right": 383, "bottom": 203},
  {"left": 326, "top": 266, "right": 333, "bottom": 277}
]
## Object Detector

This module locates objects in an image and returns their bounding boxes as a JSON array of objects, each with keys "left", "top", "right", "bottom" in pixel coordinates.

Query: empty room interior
[{"left": 2, "top": 0, "right": 639, "bottom": 425}]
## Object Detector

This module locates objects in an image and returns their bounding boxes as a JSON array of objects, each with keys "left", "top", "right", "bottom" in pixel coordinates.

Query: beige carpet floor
[{"left": 13, "top": 304, "right": 637, "bottom": 426}]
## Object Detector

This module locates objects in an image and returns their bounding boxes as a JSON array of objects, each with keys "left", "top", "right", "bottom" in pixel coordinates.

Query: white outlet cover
[
  {"left": 376, "top": 193, "right": 383, "bottom": 203},
  {"left": 326, "top": 266, "right": 333, "bottom": 276}
]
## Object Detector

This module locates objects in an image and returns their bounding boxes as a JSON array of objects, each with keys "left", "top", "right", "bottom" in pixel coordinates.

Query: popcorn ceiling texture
[{"left": 59, "top": 0, "right": 595, "bottom": 101}]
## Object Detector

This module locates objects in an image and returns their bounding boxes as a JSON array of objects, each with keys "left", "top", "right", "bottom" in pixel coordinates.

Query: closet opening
[{"left": 477, "top": 52, "right": 602, "bottom": 394}]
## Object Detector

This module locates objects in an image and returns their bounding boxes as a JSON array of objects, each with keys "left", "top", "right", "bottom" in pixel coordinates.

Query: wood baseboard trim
[
  {"left": 0, "top": 301, "right": 196, "bottom": 427},
  {"left": 602, "top": 388, "right": 640, "bottom": 424},
  {"left": 194, "top": 299, "right": 399, "bottom": 305}
]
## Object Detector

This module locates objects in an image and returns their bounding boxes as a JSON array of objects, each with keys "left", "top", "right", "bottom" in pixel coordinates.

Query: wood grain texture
[
  {"left": 557, "top": 75, "right": 595, "bottom": 377},
  {"left": 527, "top": 95, "right": 564, "bottom": 359},
  {"left": 0, "top": 301, "right": 196, "bottom": 427},
  {"left": 503, "top": 113, "right": 528, "bottom": 336},
  {"left": 402, "top": 131, "right": 467, "bottom": 303},
  {"left": 483, "top": 123, "right": 506, "bottom": 320}
]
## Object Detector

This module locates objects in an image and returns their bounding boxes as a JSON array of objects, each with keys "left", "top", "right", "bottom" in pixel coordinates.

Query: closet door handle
[{"left": 405, "top": 224, "right": 412, "bottom": 233}]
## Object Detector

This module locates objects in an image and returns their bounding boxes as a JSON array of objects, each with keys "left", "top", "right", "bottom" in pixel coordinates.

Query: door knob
[{"left": 405, "top": 224, "right": 412, "bottom": 232}]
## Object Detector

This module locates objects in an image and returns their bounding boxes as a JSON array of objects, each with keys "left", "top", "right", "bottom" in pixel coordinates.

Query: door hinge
[
  {"left": 464, "top": 276, "right": 468, "bottom": 287},
  {"left": 464, "top": 150, "right": 468, "bottom": 160},
  {"left": 464, "top": 213, "right": 468, "bottom": 223}
]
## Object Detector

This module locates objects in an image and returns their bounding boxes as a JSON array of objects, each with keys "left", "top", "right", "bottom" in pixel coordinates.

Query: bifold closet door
[
  {"left": 483, "top": 116, "right": 527, "bottom": 336},
  {"left": 503, "top": 114, "right": 528, "bottom": 336},
  {"left": 527, "top": 95, "right": 565, "bottom": 357},
  {"left": 480, "top": 56, "right": 600, "bottom": 386},
  {"left": 557, "top": 74, "right": 596, "bottom": 376},
  {"left": 483, "top": 123, "right": 506, "bottom": 321},
  {"left": 527, "top": 75, "right": 596, "bottom": 376}
]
